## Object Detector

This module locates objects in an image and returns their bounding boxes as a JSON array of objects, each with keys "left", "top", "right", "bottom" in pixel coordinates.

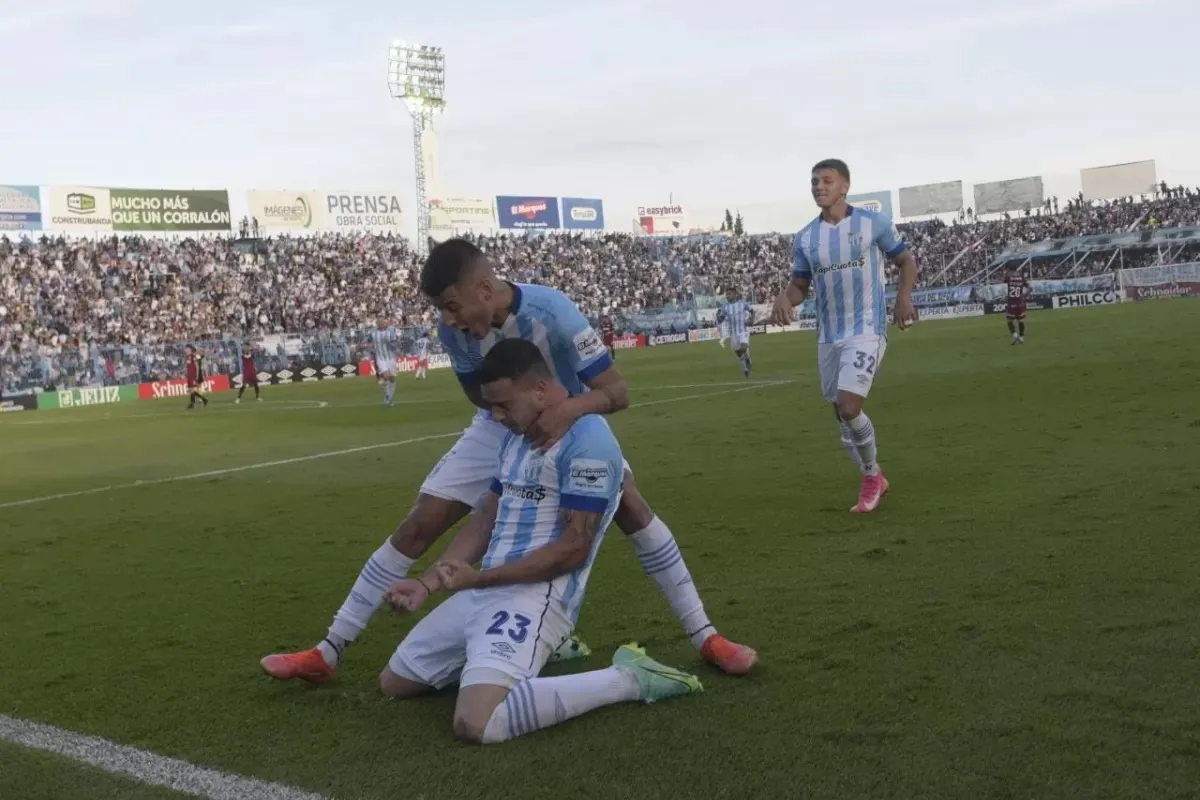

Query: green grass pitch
[{"left": 2, "top": 301, "right": 1198, "bottom": 800}]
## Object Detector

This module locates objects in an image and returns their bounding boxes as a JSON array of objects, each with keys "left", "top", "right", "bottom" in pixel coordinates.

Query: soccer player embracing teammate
[{"left": 772, "top": 159, "right": 919, "bottom": 513}]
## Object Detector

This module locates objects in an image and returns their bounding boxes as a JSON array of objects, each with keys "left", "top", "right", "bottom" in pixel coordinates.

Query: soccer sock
[
  {"left": 322, "top": 539, "right": 414, "bottom": 666},
  {"left": 254, "top": 384, "right": 260, "bottom": 398},
  {"left": 628, "top": 517, "right": 715, "bottom": 649},
  {"left": 845, "top": 412, "right": 880, "bottom": 476},
  {"left": 237, "top": 387, "right": 245, "bottom": 399},
  {"left": 1018, "top": 321, "right": 1026, "bottom": 337},
  {"left": 838, "top": 420, "right": 864, "bottom": 470},
  {"left": 384, "top": 381, "right": 395, "bottom": 403},
  {"left": 1007, "top": 320, "right": 1016, "bottom": 335},
  {"left": 481, "top": 668, "right": 640, "bottom": 743}
]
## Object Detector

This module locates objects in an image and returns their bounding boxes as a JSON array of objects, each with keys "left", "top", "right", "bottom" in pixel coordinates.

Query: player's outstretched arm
[
  {"left": 444, "top": 507, "right": 604, "bottom": 590},
  {"left": 526, "top": 367, "right": 630, "bottom": 450}
]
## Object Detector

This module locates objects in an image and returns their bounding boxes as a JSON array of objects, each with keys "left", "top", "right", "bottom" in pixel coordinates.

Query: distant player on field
[
  {"left": 771, "top": 158, "right": 918, "bottom": 513},
  {"left": 717, "top": 312, "right": 730, "bottom": 348},
  {"left": 184, "top": 345, "right": 208, "bottom": 410},
  {"left": 1004, "top": 265, "right": 1030, "bottom": 345},
  {"left": 599, "top": 313, "right": 616, "bottom": 360},
  {"left": 236, "top": 342, "right": 261, "bottom": 403},
  {"left": 414, "top": 327, "right": 431, "bottom": 380},
  {"left": 370, "top": 320, "right": 398, "bottom": 405},
  {"left": 260, "top": 239, "right": 755, "bottom": 686},
  {"left": 719, "top": 287, "right": 753, "bottom": 378},
  {"left": 377, "top": 339, "right": 702, "bottom": 743}
]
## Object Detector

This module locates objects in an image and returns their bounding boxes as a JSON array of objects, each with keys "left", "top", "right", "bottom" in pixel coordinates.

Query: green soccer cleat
[
  {"left": 548, "top": 634, "right": 592, "bottom": 663},
  {"left": 612, "top": 643, "right": 704, "bottom": 704}
]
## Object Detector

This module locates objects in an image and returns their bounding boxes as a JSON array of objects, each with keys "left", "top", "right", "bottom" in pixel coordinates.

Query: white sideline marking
[
  {"left": 0, "top": 380, "right": 791, "bottom": 511},
  {"left": 0, "top": 713, "right": 327, "bottom": 800},
  {"left": 0, "top": 399, "right": 330, "bottom": 426}
]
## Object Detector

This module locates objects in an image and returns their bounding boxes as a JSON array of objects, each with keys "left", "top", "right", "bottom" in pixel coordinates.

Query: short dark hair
[
  {"left": 479, "top": 339, "right": 552, "bottom": 385},
  {"left": 420, "top": 238, "right": 486, "bottom": 298},
  {"left": 812, "top": 158, "right": 850, "bottom": 182}
]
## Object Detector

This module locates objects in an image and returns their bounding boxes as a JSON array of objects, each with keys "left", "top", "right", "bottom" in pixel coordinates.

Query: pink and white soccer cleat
[{"left": 850, "top": 473, "right": 890, "bottom": 514}]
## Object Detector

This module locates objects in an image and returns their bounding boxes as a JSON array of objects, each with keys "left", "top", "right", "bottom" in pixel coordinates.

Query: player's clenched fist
[
  {"left": 435, "top": 559, "right": 481, "bottom": 591},
  {"left": 384, "top": 578, "right": 431, "bottom": 613},
  {"left": 771, "top": 291, "right": 795, "bottom": 327}
]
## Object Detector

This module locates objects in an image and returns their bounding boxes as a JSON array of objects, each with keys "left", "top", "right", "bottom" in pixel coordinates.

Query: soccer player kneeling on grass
[{"left": 378, "top": 338, "right": 703, "bottom": 743}]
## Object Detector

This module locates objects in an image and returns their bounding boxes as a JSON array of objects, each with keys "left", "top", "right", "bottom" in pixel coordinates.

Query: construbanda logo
[
  {"left": 510, "top": 200, "right": 548, "bottom": 218},
  {"left": 570, "top": 206, "right": 598, "bottom": 222},
  {"left": 67, "top": 193, "right": 97, "bottom": 214}
]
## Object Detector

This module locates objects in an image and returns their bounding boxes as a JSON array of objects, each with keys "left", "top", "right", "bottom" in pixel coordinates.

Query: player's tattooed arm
[
  {"left": 472, "top": 507, "right": 604, "bottom": 588},
  {"left": 578, "top": 367, "right": 631, "bottom": 415}
]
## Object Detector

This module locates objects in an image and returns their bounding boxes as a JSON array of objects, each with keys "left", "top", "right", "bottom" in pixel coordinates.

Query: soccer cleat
[
  {"left": 700, "top": 634, "right": 758, "bottom": 675},
  {"left": 1017, "top": 336, "right": 1025, "bottom": 344},
  {"left": 612, "top": 643, "right": 703, "bottom": 703},
  {"left": 850, "top": 473, "right": 890, "bottom": 514},
  {"left": 259, "top": 647, "right": 335, "bottom": 685},
  {"left": 548, "top": 634, "right": 592, "bottom": 663}
]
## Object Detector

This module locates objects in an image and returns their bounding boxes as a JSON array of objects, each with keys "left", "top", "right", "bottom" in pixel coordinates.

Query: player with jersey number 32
[{"left": 772, "top": 159, "right": 919, "bottom": 514}]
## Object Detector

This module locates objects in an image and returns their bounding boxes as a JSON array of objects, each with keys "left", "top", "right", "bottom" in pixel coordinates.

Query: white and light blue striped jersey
[
  {"left": 791, "top": 206, "right": 906, "bottom": 344},
  {"left": 372, "top": 327, "right": 396, "bottom": 365},
  {"left": 415, "top": 334, "right": 430, "bottom": 358},
  {"left": 720, "top": 299, "right": 752, "bottom": 338},
  {"left": 439, "top": 284, "right": 614, "bottom": 418},
  {"left": 482, "top": 415, "right": 623, "bottom": 623}
]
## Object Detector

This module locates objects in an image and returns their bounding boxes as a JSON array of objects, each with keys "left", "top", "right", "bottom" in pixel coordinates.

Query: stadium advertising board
[
  {"left": 1080, "top": 160, "right": 1157, "bottom": 201},
  {"left": 232, "top": 364, "right": 359, "bottom": 387},
  {"left": 973, "top": 176, "right": 1044, "bottom": 215},
  {"left": 0, "top": 185, "right": 43, "bottom": 230},
  {"left": 321, "top": 191, "right": 404, "bottom": 233},
  {"left": 898, "top": 180, "right": 963, "bottom": 217},
  {"left": 137, "top": 375, "right": 231, "bottom": 400},
  {"left": 648, "top": 332, "right": 688, "bottom": 347},
  {"left": 919, "top": 303, "right": 985, "bottom": 320},
  {"left": 1, "top": 394, "right": 38, "bottom": 412},
  {"left": 429, "top": 197, "right": 496, "bottom": 240},
  {"left": 846, "top": 190, "right": 894, "bottom": 218},
  {"left": 1051, "top": 290, "right": 1121, "bottom": 310},
  {"left": 358, "top": 354, "right": 451, "bottom": 376},
  {"left": 110, "top": 189, "right": 231, "bottom": 232},
  {"left": 984, "top": 297, "right": 1054, "bottom": 314},
  {"left": 561, "top": 198, "right": 605, "bottom": 230},
  {"left": 1125, "top": 282, "right": 1197, "bottom": 301},
  {"left": 46, "top": 186, "right": 114, "bottom": 232},
  {"left": 496, "top": 196, "right": 561, "bottom": 229},
  {"left": 246, "top": 190, "right": 320, "bottom": 231},
  {"left": 636, "top": 204, "right": 687, "bottom": 236},
  {"left": 38, "top": 384, "right": 139, "bottom": 409},
  {"left": 612, "top": 335, "right": 645, "bottom": 349}
]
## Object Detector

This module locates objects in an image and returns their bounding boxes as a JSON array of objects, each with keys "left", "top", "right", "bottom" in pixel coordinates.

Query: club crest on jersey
[{"left": 848, "top": 232, "right": 864, "bottom": 249}]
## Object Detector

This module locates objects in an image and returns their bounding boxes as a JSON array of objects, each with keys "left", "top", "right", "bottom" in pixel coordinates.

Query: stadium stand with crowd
[{"left": 3, "top": 187, "right": 1199, "bottom": 396}]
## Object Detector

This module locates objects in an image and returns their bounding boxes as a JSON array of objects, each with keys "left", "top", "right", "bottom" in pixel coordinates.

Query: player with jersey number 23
[
  {"left": 772, "top": 159, "right": 919, "bottom": 514},
  {"left": 379, "top": 337, "right": 703, "bottom": 744}
]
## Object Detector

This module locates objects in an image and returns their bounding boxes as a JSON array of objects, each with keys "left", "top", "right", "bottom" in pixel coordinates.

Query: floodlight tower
[{"left": 387, "top": 40, "right": 445, "bottom": 255}]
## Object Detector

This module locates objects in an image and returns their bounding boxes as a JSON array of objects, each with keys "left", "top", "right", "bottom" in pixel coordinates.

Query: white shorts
[
  {"left": 731, "top": 332, "right": 750, "bottom": 351},
  {"left": 420, "top": 414, "right": 632, "bottom": 509},
  {"left": 817, "top": 333, "right": 888, "bottom": 403},
  {"left": 377, "top": 354, "right": 396, "bottom": 376},
  {"left": 388, "top": 585, "right": 572, "bottom": 689}
]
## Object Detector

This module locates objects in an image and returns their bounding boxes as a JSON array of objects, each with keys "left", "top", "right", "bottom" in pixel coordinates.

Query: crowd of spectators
[{"left": 3, "top": 186, "right": 1200, "bottom": 395}]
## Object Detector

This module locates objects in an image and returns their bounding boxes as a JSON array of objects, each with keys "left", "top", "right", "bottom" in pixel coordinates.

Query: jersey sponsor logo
[
  {"left": 568, "top": 459, "right": 611, "bottom": 494},
  {"left": 812, "top": 256, "right": 867, "bottom": 275},
  {"left": 503, "top": 483, "right": 548, "bottom": 503},
  {"left": 573, "top": 328, "right": 607, "bottom": 360},
  {"left": 1052, "top": 290, "right": 1119, "bottom": 309}
]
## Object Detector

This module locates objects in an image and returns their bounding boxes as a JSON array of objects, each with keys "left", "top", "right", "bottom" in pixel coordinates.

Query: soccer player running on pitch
[
  {"left": 261, "top": 239, "right": 756, "bottom": 684},
  {"left": 369, "top": 319, "right": 398, "bottom": 405},
  {"left": 719, "top": 286, "right": 754, "bottom": 378},
  {"left": 184, "top": 345, "right": 208, "bottom": 410},
  {"left": 414, "top": 327, "right": 432, "bottom": 380},
  {"left": 1004, "top": 265, "right": 1030, "bottom": 344},
  {"left": 378, "top": 338, "right": 702, "bottom": 744},
  {"left": 235, "top": 341, "right": 261, "bottom": 403},
  {"left": 771, "top": 159, "right": 918, "bottom": 514}
]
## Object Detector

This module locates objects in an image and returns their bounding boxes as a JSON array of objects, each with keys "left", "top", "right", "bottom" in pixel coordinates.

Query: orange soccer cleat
[
  {"left": 850, "top": 473, "right": 890, "bottom": 514},
  {"left": 259, "top": 647, "right": 335, "bottom": 685},
  {"left": 700, "top": 634, "right": 758, "bottom": 675}
]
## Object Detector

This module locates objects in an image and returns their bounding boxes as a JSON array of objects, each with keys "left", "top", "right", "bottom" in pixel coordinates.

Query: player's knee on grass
[
  {"left": 835, "top": 391, "right": 864, "bottom": 421},
  {"left": 378, "top": 666, "right": 432, "bottom": 699},
  {"left": 388, "top": 494, "right": 470, "bottom": 559},
  {"left": 614, "top": 470, "right": 654, "bottom": 534},
  {"left": 453, "top": 676, "right": 514, "bottom": 743}
]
